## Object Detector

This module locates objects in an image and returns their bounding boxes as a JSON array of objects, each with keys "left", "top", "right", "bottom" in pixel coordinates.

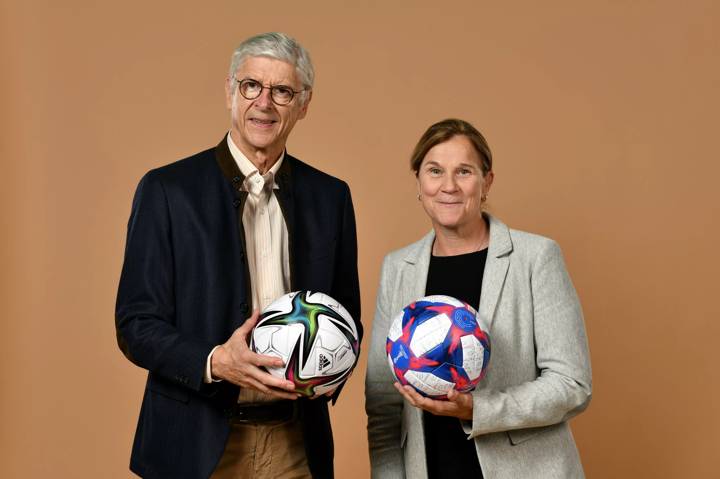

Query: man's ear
[
  {"left": 298, "top": 90, "right": 313, "bottom": 119},
  {"left": 225, "top": 76, "right": 234, "bottom": 109}
]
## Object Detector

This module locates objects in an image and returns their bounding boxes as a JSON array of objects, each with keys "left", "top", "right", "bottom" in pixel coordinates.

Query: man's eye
[{"left": 273, "top": 86, "right": 293, "bottom": 98}]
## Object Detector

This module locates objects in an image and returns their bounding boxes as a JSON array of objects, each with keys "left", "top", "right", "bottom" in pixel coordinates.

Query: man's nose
[{"left": 254, "top": 87, "right": 274, "bottom": 108}]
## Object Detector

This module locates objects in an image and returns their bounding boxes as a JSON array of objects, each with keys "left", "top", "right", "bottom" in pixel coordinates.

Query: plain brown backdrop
[{"left": 2, "top": 1, "right": 719, "bottom": 477}]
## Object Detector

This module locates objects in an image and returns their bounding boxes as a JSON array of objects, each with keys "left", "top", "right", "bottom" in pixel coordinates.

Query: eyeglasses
[{"left": 233, "top": 77, "right": 305, "bottom": 106}]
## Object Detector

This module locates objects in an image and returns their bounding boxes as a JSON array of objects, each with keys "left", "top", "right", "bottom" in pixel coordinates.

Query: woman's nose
[{"left": 440, "top": 175, "right": 458, "bottom": 192}]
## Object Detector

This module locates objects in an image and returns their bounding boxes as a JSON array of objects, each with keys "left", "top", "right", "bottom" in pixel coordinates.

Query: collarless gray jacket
[{"left": 365, "top": 215, "right": 592, "bottom": 479}]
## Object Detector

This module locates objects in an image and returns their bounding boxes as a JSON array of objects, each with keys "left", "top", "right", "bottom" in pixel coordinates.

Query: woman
[{"left": 365, "top": 119, "right": 592, "bottom": 479}]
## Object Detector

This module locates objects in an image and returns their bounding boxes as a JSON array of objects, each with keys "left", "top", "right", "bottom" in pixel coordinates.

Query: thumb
[
  {"left": 447, "top": 387, "right": 464, "bottom": 403},
  {"left": 237, "top": 308, "right": 261, "bottom": 337}
]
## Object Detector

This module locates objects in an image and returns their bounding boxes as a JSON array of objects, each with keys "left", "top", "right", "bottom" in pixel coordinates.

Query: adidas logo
[{"left": 319, "top": 354, "right": 331, "bottom": 370}]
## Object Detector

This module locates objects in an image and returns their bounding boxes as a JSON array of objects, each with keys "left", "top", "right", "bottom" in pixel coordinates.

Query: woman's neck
[{"left": 432, "top": 216, "right": 490, "bottom": 256}]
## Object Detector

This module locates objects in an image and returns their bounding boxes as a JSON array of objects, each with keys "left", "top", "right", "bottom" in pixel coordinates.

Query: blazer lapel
[
  {"left": 274, "top": 154, "right": 296, "bottom": 289},
  {"left": 214, "top": 135, "right": 251, "bottom": 317},
  {"left": 479, "top": 214, "right": 513, "bottom": 328},
  {"left": 401, "top": 231, "right": 435, "bottom": 304}
]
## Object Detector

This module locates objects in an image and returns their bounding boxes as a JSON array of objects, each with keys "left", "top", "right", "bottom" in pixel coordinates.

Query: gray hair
[{"left": 229, "top": 32, "right": 314, "bottom": 103}]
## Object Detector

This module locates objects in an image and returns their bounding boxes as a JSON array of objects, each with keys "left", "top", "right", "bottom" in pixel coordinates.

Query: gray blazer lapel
[
  {"left": 401, "top": 231, "right": 434, "bottom": 303},
  {"left": 401, "top": 220, "right": 511, "bottom": 330},
  {"left": 398, "top": 230, "right": 435, "bottom": 466},
  {"left": 479, "top": 214, "right": 513, "bottom": 328}
]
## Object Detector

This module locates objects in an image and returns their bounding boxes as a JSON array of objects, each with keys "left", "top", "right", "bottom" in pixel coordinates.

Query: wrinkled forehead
[{"left": 234, "top": 55, "right": 301, "bottom": 86}]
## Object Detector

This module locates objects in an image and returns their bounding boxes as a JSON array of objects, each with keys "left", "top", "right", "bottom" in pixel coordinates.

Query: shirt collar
[{"left": 226, "top": 132, "right": 283, "bottom": 190}]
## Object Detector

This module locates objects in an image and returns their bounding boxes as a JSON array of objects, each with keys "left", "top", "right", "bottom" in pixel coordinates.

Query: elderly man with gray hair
[{"left": 116, "top": 32, "right": 362, "bottom": 479}]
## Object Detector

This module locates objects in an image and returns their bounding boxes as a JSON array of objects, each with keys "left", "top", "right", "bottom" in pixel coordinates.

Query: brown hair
[{"left": 410, "top": 118, "right": 493, "bottom": 176}]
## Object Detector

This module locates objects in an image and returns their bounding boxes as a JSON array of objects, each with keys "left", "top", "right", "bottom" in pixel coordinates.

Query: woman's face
[{"left": 417, "top": 135, "right": 494, "bottom": 231}]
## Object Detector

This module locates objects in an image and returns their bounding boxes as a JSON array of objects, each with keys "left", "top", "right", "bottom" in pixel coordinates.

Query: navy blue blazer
[{"left": 116, "top": 136, "right": 361, "bottom": 479}]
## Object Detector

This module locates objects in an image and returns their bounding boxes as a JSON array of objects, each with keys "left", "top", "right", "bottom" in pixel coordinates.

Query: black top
[{"left": 423, "top": 248, "right": 488, "bottom": 479}]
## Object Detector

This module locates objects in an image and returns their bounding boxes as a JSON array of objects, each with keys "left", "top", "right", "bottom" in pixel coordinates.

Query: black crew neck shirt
[{"left": 423, "top": 248, "right": 488, "bottom": 479}]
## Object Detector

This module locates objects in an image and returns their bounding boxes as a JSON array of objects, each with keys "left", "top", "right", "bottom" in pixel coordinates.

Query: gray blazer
[{"left": 365, "top": 215, "right": 592, "bottom": 479}]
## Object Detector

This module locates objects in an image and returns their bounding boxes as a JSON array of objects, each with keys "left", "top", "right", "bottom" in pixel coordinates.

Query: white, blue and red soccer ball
[
  {"left": 250, "top": 291, "right": 360, "bottom": 396},
  {"left": 386, "top": 295, "right": 491, "bottom": 399}
]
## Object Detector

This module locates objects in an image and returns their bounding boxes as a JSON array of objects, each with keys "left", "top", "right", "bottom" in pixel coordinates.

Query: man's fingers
[
  {"left": 265, "top": 387, "right": 302, "bottom": 401},
  {"left": 252, "top": 351, "right": 285, "bottom": 369},
  {"left": 242, "top": 375, "right": 300, "bottom": 400},
  {"left": 246, "top": 366, "right": 296, "bottom": 392},
  {"left": 235, "top": 374, "right": 300, "bottom": 400},
  {"left": 236, "top": 308, "right": 261, "bottom": 336},
  {"left": 242, "top": 376, "right": 271, "bottom": 394}
]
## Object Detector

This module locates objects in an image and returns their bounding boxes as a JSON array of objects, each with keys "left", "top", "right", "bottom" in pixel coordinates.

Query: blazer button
[
  {"left": 232, "top": 176, "right": 241, "bottom": 183},
  {"left": 239, "top": 303, "right": 249, "bottom": 315},
  {"left": 233, "top": 199, "right": 241, "bottom": 208}
]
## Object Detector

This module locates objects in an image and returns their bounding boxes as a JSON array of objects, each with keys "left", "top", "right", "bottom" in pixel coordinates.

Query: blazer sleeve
[
  {"left": 326, "top": 182, "right": 362, "bottom": 404},
  {"left": 468, "top": 240, "right": 592, "bottom": 437},
  {"left": 365, "top": 256, "right": 406, "bottom": 478},
  {"left": 332, "top": 182, "right": 362, "bottom": 341},
  {"left": 115, "top": 171, "right": 215, "bottom": 391}
]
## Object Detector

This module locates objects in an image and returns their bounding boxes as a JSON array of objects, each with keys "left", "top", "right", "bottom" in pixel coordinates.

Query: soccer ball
[
  {"left": 386, "top": 295, "right": 490, "bottom": 399},
  {"left": 250, "top": 291, "right": 360, "bottom": 397}
]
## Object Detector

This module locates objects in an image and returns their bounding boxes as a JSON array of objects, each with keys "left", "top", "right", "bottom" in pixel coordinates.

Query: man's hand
[
  {"left": 211, "top": 309, "right": 300, "bottom": 400},
  {"left": 393, "top": 382, "right": 473, "bottom": 420}
]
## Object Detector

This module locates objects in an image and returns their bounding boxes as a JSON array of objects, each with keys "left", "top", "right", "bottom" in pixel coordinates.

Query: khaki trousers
[{"left": 211, "top": 418, "right": 312, "bottom": 479}]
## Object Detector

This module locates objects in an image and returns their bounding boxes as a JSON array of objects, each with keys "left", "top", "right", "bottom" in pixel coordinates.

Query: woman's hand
[{"left": 394, "top": 382, "right": 473, "bottom": 420}]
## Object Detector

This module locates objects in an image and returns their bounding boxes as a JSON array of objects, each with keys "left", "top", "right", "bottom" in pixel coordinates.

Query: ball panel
[
  {"left": 387, "top": 313, "right": 404, "bottom": 341},
  {"left": 385, "top": 295, "right": 491, "bottom": 400},
  {"left": 422, "top": 295, "right": 466, "bottom": 308},
  {"left": 300, "top": 317, "right": 355, "bottom": 377},
  {"left": 250, "top": 290, "right": 359, "bottom": 397},
  {"left": 387, "top": 354, "right": 399, "bottom": 382},
  {"left": 409, "top": 314, "right": 451, "bottom": 357},
  {"left": 252, "top": 325, "right": 277, "bottom": 353},
  {"left": 460, "top": 334, "right": 486, "bottom": 381},
  {"left": 405, "top": 370, "right": 455, "bottom": 397}
]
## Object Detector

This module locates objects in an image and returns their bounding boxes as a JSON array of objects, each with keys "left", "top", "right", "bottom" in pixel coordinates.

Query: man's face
[{"left": 225, "top": 56, "right": 311, "bottom": 158}]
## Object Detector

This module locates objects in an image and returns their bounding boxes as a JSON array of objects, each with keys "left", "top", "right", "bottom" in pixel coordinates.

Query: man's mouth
[{"left": 249, "top": 118, "right": 277, "bottom": 127}]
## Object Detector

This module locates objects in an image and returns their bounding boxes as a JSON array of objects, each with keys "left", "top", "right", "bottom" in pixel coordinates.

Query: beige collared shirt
[
  {"left": 204, "top": 134, "right": 291, "bottom": 403},
  {"left": 228, "top": 134, "right": 291, "bottom": 311}
]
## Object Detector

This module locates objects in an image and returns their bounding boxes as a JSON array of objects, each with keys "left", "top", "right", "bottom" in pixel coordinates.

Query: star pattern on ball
[
  {"left": 260, "top": 291, "right": 357, "bottom": 369},
  {"left": 285, "top": 340, "right": 350, "bottom": 397}
]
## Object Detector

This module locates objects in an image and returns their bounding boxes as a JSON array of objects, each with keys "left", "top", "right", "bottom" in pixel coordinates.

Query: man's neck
[{"left": 229, "top": 131, "right": 283, "bottom": 174}]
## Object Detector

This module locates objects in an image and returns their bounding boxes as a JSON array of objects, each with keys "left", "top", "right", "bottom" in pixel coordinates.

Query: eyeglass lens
[{"left": 239, "top": 79, "right": 295, "bottom": 105}]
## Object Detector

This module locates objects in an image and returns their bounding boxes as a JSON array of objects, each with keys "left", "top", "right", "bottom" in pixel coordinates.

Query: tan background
[{"left": 2, "top": 0, "right": 719, "bottom": 477}]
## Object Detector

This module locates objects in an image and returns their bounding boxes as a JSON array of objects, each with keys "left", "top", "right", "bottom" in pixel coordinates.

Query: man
[{"left": 116, "top": 32, "right": 361, "bottom": 479}]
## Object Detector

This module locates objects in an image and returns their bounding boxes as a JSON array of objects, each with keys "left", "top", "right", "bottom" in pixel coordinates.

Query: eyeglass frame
[{"left": 232, "top": 76, "right": 307, "bottom": 106}]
